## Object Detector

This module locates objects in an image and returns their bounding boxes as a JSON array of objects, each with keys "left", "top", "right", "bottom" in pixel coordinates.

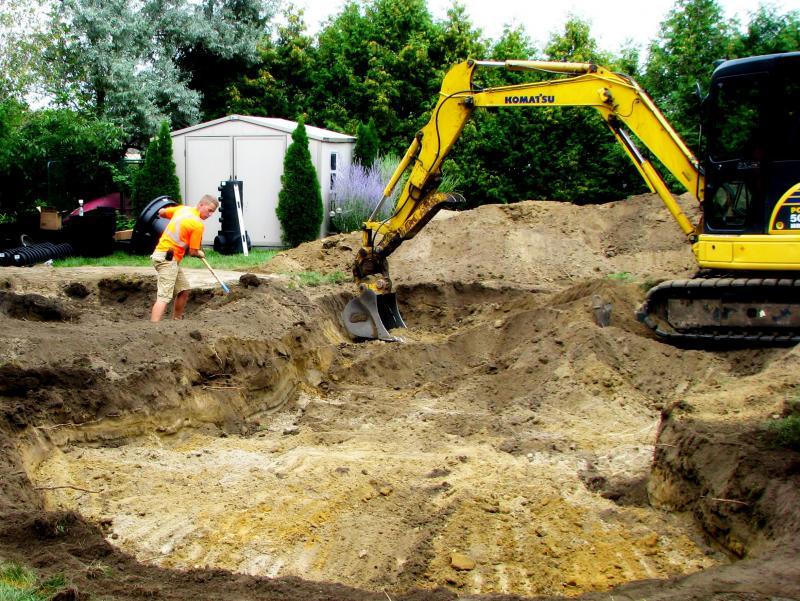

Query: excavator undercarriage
[{"left": 638, "top": 275, "right": 800, "bottom": 345}]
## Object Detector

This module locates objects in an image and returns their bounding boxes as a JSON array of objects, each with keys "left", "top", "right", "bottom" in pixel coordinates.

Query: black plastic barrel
[
  {"left": 64, "top": 207, "right": 116, "bottom": 257},
  {"left": 130, "top": 196, "right": 177, "bottom": 255}
]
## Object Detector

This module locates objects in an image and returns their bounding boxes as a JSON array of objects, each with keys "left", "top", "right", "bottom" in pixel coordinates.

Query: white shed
[{"left": 171, "top": 115, "right": 355, "bottom": 247}]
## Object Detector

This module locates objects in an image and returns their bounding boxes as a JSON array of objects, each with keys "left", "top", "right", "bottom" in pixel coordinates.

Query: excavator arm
[{"left": 344, "top": 59, "right": 706, "bottom": 341}]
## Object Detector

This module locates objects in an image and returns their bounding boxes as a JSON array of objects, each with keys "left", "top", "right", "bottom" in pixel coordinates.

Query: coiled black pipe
[
  {"left": 0, "top": 245, "right": 25, "bottom": 266},
  {"left": 0, "top": 242, "right": 75, "bottom": 267}
]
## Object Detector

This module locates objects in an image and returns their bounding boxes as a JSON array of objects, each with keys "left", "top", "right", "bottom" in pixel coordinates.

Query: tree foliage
[
  {"left": 544, "top": 14, "right": 598, "bottom": 62},
  {"left": 354, "top": 119, "right": 380, "bottom": 166},
  {"left": 226, "top": 6, "right": 316, "bottom": 119},
  {"left": 0, "top": 0, "right": 49, "bottom": 101},
  {"left": 733, "top": 5, "right": 800, "bottom": 57},
  {"left": 276, "top": 120, "right": 323, "bottom": 247},
  {"left": 543, "top": 17, "right": 647, "bottom": 201},
  {"left": 0, "top": 101, "right": 125, "bottom": 214},
  {"left": 45, "top": 0, "right": 197, "bottom": 146},
  {"left": 447, "top": 18, "right": 647, "bottom": 206},
  {"left": 643, "top": 0, "right": 734, "bottom": 150},
  {"left": 43, "top": 0, "right": 276, "bottom": 146},
  {"left": 1, "top": 0, "right": 797, "bottom": 217},
  {"left": 173, "top": 0, "right": 277, "bottom": 121},
  {"left": 131, "top": 121, "right": 181, "bottom": 215},
  {"left": 303, "top": 0, "right": 486, "bottom": 151}
]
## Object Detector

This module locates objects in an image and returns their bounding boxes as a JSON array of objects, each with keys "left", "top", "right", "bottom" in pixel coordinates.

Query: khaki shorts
[{"left": 151, "top": 251, "right": 190, "bottom": 303}]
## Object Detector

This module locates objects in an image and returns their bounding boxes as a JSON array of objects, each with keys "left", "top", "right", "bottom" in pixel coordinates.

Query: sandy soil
[{"left": 1, "top": 194, "right": 799, "bottom": 601}]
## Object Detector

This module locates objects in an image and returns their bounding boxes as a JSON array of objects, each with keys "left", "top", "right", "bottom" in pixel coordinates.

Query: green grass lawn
[
  {"left": 0, "top": 561, "right": 67, "bottom": 601},
  {"left": 52, "top": 248, "right": 280, "bottom": 270},
  {"left": 51, "top": 247, "right": 350, "bottom": 287}
]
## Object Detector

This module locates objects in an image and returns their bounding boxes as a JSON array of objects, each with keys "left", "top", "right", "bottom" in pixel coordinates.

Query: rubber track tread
[{"left": 637, "top": 277, "right": 800, "bottom": 346}]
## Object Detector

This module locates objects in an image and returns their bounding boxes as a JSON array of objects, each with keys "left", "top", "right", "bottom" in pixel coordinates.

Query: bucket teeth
[{"left": 343, "top": 289, "right": 405, "bottom": 342}]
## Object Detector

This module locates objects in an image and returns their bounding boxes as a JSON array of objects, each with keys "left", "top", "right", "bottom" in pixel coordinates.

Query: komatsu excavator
[{"left": 343, "top": 52, "right": 800, "bottom": 345}]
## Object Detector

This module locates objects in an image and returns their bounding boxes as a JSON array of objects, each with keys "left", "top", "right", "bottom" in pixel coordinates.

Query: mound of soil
[
  {"left": 260, "top": 194, "right": 699, "bottom": 288},
  {"left": 1, "top": 195, "right": 798, "bottom": 601}
]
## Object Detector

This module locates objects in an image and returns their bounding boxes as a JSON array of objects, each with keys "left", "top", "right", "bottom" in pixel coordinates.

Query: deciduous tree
[
  {"left": 0, "top": 102, "right": 125, "bottom": 213},
  {"left": 43, "top": 0, "right": 276, "bottom": 146},
  {"left": 173, "top": 0, "right": 277, "bottom": 120},
  {"left": 0, "top": 0, "right": 48, "bottom": 100}
]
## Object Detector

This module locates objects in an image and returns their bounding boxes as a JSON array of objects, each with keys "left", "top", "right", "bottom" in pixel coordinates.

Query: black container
[
  {"left": 63, "top": 207, "right": 117, "bottom": 257},
  {"left": 130, "top": 196, "right": 177, "bottom": 255}
]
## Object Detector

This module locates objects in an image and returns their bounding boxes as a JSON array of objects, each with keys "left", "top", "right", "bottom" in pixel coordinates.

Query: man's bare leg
[
  {"left": 151, "top": 299, "right": 169, "bottom": 322},
  {"left": 172, "top": 290, "right": 189, "bottom": 320}
]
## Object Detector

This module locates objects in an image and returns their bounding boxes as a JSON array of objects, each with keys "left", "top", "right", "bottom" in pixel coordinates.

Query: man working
[{"left": 150, "top": 194, "right": 218, "bottom": 322}]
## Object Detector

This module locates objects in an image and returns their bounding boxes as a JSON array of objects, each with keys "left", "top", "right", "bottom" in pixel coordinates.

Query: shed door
[
  {"left": 186, "top": 137, "right": 232, "bottom": 245},
  {"left": 234, "top": 136, "right": 285, "bottom": 247}
]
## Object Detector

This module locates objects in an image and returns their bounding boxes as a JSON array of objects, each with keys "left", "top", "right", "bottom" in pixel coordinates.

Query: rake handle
[{"left": 200, "top": 257, "right": 230, "bottom": 294}]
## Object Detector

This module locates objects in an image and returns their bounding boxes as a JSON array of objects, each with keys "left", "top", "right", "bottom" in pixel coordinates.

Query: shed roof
[{"left": 171, "top": 114, "right": 355, "bottom": 143}]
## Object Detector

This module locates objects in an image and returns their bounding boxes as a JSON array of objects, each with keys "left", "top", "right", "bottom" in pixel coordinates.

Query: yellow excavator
[{"left": 343, "top": 52, "right": 800, "bottom": 345}]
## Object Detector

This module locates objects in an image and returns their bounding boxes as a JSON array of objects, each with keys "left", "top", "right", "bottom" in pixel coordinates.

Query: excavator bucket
[{"left": 343, "top": 289, "right": 406, "bottom": 342}]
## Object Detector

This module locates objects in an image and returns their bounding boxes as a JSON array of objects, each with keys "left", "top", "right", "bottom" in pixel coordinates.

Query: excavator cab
[{"left": 702, "top": 52, "right": 800, "bottom": 235}]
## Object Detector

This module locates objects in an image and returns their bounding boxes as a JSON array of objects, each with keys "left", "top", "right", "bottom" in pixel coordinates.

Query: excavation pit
[
  {"left": 31, "top": 416, "right": 721, "bottom": 596},
  {"left": 4, "top": 196, "right": 800, "bottom": 600},
  {"left": 24, "top": 277, "right": 729, "bottom": 597}
]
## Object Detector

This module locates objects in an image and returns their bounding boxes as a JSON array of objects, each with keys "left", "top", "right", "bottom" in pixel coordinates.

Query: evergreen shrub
[
  {"left": 276, "top": 120, "right": 323, "bottom": 247},
  {"left": 131, "top": 121, "right": 180, "bottom": 215}
]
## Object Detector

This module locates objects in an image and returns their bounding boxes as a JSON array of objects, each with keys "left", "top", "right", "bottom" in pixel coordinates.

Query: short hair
[{"left": 198, "top": 194, "right": 219, "bottom": 209}]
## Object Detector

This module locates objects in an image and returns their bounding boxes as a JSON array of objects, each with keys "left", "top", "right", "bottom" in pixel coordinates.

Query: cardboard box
[
  {"left": 40, "top": 208, "right": 62, "bottom": 230},
  {"left": 114, "top": 229, "right": 133, "bottom": 241}
]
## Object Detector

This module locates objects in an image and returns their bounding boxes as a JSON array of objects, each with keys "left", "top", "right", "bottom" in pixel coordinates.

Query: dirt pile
[
  {"left": 1, "top": 194, "right": 799, "bottom": 601},
  {"left": 260, "top": 193, "right": 699, "bottom": 288}
]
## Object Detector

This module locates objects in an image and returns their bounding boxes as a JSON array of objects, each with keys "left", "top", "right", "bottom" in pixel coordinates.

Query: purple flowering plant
[
  {"left": 330, "top": 155, "right": 401, "bottom": 233},
  {"left": 330, "top": 155, "right": 462, "bottom": 233}
]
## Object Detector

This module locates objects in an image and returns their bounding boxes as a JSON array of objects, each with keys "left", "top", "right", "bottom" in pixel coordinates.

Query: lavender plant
[
  {"left": 330, "top": 155, "right": 462, "bottom": 233},
  {"left": 330, "top": 155, "right": 401, "bottom": 233}
]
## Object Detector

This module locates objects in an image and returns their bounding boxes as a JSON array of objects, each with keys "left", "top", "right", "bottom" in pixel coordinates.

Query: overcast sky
[{"left": 297, "top": 0, "right": 795, "bottom": 53}]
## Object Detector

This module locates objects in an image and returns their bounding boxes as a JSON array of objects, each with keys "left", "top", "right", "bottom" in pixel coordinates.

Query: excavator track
[{"left": 637, "top": 276, "right": 800, "bottom": 346}]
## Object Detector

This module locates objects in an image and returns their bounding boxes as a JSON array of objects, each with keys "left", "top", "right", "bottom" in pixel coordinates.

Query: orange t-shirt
[{"left": 154, "top": 206, "right": 204, "bottom": 262}]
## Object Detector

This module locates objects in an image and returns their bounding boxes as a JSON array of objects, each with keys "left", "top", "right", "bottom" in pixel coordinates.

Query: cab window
[{"left": 707, "top": 74, "right": 766, "bottom": 163}]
